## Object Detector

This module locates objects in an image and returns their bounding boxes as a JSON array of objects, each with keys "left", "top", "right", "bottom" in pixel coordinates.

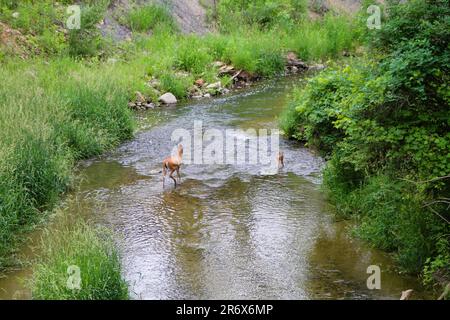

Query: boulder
[
  {"left": 206, "top": 81, "right": 222, "bottom": 89},
  {"left": 189, "top": 85, "right": 201, "bottom": 95},
  {"left": 135, "top": 91, "right": 146, "bottom": 103},
  {"left": 158, "top": 92, "right": 177, "bottom": 104}
]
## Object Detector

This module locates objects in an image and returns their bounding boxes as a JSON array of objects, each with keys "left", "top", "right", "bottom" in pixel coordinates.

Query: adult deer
[{"left": 162, "top": 144, "right": 183, "bottom": 188}]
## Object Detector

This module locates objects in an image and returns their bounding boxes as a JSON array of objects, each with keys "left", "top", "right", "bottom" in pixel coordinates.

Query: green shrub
[
  {"left": 423, "top": 238, "right": 450, "bottom": 291},
  {"left": 30, "top": 217, "right": 128, "bottom": 300},
  {"left": 281, "top": 0, "right": 450, "bottom": 280},
  {"left": 324, "top": 170, "right": 449, "bottom": 273},
  {"left": 280, "top": 65, "right": 356, "bottom": 154}
]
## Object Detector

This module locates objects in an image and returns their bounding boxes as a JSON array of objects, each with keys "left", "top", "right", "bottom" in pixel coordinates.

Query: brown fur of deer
[{"left": 162, "top": 144, "right": 183, "bottom": 188}]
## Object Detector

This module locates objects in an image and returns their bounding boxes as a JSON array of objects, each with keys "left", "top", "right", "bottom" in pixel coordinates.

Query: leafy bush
[
  {"left": 423, "top": 238, "right": 450, "bottom": 291},
  {"left": 281, "top": 0, "right": 450, "bottom": 282}
]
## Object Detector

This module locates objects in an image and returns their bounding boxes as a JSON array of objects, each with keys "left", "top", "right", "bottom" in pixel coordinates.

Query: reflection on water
[{"left": 0, "top": 75, "right": 431, "bottom": 300}]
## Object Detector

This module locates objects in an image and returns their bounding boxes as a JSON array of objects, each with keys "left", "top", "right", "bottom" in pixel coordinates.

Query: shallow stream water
[{"left": 0, "top": 75, "right": 430, "bottom": 300}]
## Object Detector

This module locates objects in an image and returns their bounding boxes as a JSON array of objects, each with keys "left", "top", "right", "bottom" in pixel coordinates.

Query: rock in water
[{"left": 159, "top": 92, "right": 177, "bottom": 105}]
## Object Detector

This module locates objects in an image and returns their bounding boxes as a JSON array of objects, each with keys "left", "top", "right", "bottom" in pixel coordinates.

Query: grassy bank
[
  {"left": 280, "top": 0, "right": 449, "bottom": 296},
  {"left": 30, "top": 211, "right": 128, "bottom": 300},
  {"left": 0, "top": 59, "right": 137, "bottom": 268}
]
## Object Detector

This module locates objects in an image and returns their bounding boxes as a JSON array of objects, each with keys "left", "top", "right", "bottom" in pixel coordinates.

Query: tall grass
[
  {"left": 128, "top": 13, "right": 357, "bottom": 95},
  {"left": 30, "top": 214, "right": 128, "bottom": 300},
  {"left": 0, "top": 59, "right": 137, "bottom": 269}
]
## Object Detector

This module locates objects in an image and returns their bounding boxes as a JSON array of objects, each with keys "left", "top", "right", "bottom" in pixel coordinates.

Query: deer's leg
[
  {"left": 162, "top": 162, "right": 167, "bottom": 188},
  {"left": 176, "top": 166, "right": 181, "bottom": 183},
  {"left": 169, "top": 169, "right": 177, "bottom": 188}
]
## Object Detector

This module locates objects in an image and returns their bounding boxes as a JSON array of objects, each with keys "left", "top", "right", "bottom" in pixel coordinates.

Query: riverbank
[{"left": 280, "top": 1, "right": 449, "bottom": 298}]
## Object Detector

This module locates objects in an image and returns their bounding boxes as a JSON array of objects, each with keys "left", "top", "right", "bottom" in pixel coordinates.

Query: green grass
[
  {"left": 0, "top": 58, "right": 137, "bottom": 269},
  {"left": 127, "top": 4, "right": 178, "bottom": 33},
  {"left": 30, "top": 214, "right": 128, "bottom": 300},
  {"left": 285, "top": 14, "right": 359, "bottom": 61}
]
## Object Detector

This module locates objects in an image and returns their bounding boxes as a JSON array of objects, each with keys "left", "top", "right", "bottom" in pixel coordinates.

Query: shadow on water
[{"left": 0, "top": 74, "right": 432, "bottom": 300}]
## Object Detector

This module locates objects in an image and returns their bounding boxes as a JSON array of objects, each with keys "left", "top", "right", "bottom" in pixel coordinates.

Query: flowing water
[{"left": 0, "top": 75, "right": 431, "bottom": 300}]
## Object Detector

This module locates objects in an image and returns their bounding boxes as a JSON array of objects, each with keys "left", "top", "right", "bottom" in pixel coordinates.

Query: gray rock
[
  {"left": 158, "top": 92, "right": 177, "bottom": 104},
  {"left": 206, "top": 81, "right": 222, "bottom": 89}
]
